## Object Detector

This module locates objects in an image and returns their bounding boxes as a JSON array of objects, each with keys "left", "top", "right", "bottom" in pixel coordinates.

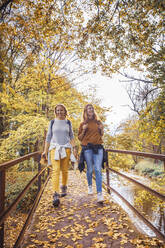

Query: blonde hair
[
  {"left": 54, "top": 104, "right": 68, "bottom": 117},
  {"left": 82, "top": 104, "right": 100, "bottom": 123}
]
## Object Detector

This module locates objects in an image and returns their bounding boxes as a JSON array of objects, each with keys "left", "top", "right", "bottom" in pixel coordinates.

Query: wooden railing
[
  {"left": 104, "top": 149, "right": 165, "bottom": 241},
  {"left": 0, "top": 152, "right": 50, "bottom": 248},
  {"left": 0, "top": 149, "right": 165, "bottom": 247}
]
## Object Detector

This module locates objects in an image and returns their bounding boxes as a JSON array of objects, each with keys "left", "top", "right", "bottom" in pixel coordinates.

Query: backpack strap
[{"left": 67, "top": 119, "right": 71, "bottom": 127}]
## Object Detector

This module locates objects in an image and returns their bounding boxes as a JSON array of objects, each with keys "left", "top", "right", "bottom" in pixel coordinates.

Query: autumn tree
[
  {"left": 0, "top": 56, "right": 108, "bottom": 162},
  {"left": 1, "top": 0, "right": 164, "bottom": 160},
  {"left": 118, "top": 72, "right": 164, "bottom": 154},
  {"left": 77, "top": 0, "right": 164, "bottom": 77},
  {"left": 0, "top": 0, "right": 87, "bottom": 137},
  {"left": 77, "top": 1, "right": 164, "bottom": 153}
]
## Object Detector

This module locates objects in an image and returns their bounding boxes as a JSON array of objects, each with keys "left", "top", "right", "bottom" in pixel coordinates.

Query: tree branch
[
  {"left": 0, "top": 0, "right": 13, "bottom": 11},
  {"left": 118, "top": 71, "right": 153, "bottom": 84}
]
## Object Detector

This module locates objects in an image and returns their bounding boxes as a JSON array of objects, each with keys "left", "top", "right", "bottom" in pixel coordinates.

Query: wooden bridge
[{"left": 0, "top": 149, "right": 165, "bottom": 248}]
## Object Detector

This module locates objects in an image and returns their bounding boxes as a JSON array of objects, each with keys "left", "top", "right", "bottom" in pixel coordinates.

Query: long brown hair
[{"left": 82, "top": 104, "right": 100, "bottom": 123}]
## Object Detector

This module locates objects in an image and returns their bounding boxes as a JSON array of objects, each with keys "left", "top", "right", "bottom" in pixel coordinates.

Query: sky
[{"left": 76, "top": 72, "right": 133, "bottom": 133}]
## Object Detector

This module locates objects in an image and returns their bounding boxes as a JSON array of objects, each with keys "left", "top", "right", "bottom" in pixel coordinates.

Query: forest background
[
  {"left": 0, "top": 0, "right": 165, "bottom": 218},
  {"left": 0, "top": 0, "right": 164, "bottom": 161}
]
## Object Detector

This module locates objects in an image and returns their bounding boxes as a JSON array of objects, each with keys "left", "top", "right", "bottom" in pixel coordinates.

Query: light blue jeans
[{"left": 84, "top": 148, "right": 103, "bottom": 193}]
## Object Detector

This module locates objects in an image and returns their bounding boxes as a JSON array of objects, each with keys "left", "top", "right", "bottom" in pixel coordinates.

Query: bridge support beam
[
  {"left": 106, "top": 151, "right": 110, "bottom": 194},
  {"left": 0, "top": 170, "right": 5, "bottom": 248}
]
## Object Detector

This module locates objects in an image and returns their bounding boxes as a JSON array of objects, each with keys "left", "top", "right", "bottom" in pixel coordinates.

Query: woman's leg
[
  {"left": 61, "top": 148, "right": 71, "bottom": 186},
  {"left": 50, "top": 149, "right": 60, "bottom": 193},
  {"left": 84, "top": 149, "right": 93, "bottom": 187},
  {"left": 93, "top": 149, "right": 103, "bottom": 193}
]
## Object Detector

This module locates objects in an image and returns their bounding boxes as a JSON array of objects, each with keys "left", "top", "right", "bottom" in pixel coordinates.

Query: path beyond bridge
[{"left": 21, "top": 171, "right": 164, "bottom": 248}]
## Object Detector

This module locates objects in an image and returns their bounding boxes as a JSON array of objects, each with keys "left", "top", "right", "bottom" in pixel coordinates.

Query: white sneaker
[
  {"left": 88, "top": 185, "right": 93, "bottom": 195},
  {"left": 97, "top": 192, "right": 104, "bottom": 203}
]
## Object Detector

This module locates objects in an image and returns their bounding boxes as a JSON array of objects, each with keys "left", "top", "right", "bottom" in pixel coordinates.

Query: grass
[{"left": 134, "top": 159, "right": 164, "bottom": 178}]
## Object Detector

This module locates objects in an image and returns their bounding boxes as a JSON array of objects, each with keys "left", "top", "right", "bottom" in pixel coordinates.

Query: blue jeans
[{"left": 84, "top": 148, "right": 103, "bottom": 193}]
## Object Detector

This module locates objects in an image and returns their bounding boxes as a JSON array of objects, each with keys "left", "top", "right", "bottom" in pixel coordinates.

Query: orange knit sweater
[{"left": 78, "top": 120, "right": 103, "bottom": 146}]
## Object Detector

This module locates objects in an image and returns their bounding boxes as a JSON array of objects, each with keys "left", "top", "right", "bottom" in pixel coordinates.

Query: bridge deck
[{"left": 21, "top": 171, "right": 164, "bottom": 248}]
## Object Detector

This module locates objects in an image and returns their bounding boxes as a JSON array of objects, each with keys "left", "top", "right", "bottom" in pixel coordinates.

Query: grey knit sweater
[{"left": 46, "top": 119, "right": 74, "bottom": 145}]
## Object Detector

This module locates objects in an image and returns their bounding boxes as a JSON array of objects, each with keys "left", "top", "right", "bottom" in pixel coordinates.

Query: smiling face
[
  {"left": 55, "top": 105, "right": 66, "bottom": 120},
  {"left": 86, "top": 105, "right": 94, "bottom": 119}
]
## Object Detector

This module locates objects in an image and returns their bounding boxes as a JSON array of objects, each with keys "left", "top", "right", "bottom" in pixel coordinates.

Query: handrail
[
  {"left": 0, "top": 166, "right": 48, "bottom": 226},
  {"left": 105, "top": 149, "right": 165, "bottom": 241},
  {"left": 1, "top": 147, "right": 165, "bottom": 247},
  {"left": 108, "top": 167, "right": 165, "bottom": 201},
  {"left": 14, "top": 175, "right": 50, "bottom": 248},
  {"left": 0, "top": 152, "right": 39, "bottom": 171},
  {"left": 0, "top": 151, "right": 49, "bottom": 248},
  {"left": 106, "top": 149, "right": 165, "bottom": 161},
  {"left": 103, "top": 182, "right": 165, "bottom": 241}
]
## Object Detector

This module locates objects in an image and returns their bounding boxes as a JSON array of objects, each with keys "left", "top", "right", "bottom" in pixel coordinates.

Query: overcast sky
[{"left": 76, "top": 72, "right": 133, "bottom": 133}]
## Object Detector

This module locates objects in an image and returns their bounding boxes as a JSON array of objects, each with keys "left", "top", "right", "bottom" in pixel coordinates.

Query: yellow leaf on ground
[
  {"left": 107, "top": 231, "right": 113, "bottom": 237},
  {"left": 120, "top": 239, "right": 128, "bottom": 244},
  {"left": 93, "top": 237, "right": 104, "bottom": 243}
]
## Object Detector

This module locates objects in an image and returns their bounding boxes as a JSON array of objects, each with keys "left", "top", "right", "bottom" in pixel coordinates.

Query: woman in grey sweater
[{"left": 42, "top": 104, "right": 77, "bottom": 207}]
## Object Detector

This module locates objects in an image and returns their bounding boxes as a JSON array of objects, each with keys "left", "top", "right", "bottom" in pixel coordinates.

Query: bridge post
[
  {"left": 38, "top": 155, "right": 41, "bottom": 192},
  {"left": 47, "top": 166, "right": 50, "bottom": 177},
  {"left": 0, "top": 170, "right": 5, "bottom": 248},
  {"left": 105, "top": 151, "right": 110, "bottom": 194}
]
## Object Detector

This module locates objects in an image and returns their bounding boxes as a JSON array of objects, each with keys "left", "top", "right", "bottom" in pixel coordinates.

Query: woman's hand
[
  {"left": 73, "top": 146, "right": 78, "bottom": 159},
  {"left": 78, "top": 123, "right": 88, "bottom": 141},
  {"left": 82, "top": 123, "right": 88, "bottom": 131},
  {"left": 98, "top": 122, "right": 103, "bottom": 130},
  {"left": 42, "top": 142, "right": 49, "bottom": 161},
  {"left": 98, "top": 122, "right": 104, "bottom": 136},
  {"left": 42, "top": 151, "right": 48, "bottom": 161}
]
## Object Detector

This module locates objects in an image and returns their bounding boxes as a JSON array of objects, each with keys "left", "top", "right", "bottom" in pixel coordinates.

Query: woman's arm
[
  {"left": 78, "top": 123, "right": 88, "bottom": 141},
  {"left": 98, "top": 121, "right": 104, "bottom": 136},
  {"left": 42, "top": 121, "right": 52, "bottom": 160},
  {"left": 69, "top": 121, "right": 78, "bottom": 158},
  {"left": 70, "top": 138, "right": 76, "bottom": 148},
  {"left": 70, "top": 138, "right": 78, "bottom": 158},
  {"left": 42, "top": 142, "right": 50, "bottom": 160}
]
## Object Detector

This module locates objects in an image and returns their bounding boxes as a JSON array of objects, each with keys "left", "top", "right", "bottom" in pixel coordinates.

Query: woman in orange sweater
[{"left": 78, "top": 104, "right": 104, "bottom": 203}]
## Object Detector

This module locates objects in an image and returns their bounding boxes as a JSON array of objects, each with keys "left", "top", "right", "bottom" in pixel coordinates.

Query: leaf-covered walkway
[{"left": 22, "top": 171, "right": 164, "bottom": 248}]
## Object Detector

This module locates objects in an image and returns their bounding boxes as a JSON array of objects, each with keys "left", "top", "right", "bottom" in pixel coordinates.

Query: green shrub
[
  {"left": 134, "top": 159, "right": 164, "bottom": 177},
  {"left": 5, "top": 170, "right": 46, "bottom": 212}
]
